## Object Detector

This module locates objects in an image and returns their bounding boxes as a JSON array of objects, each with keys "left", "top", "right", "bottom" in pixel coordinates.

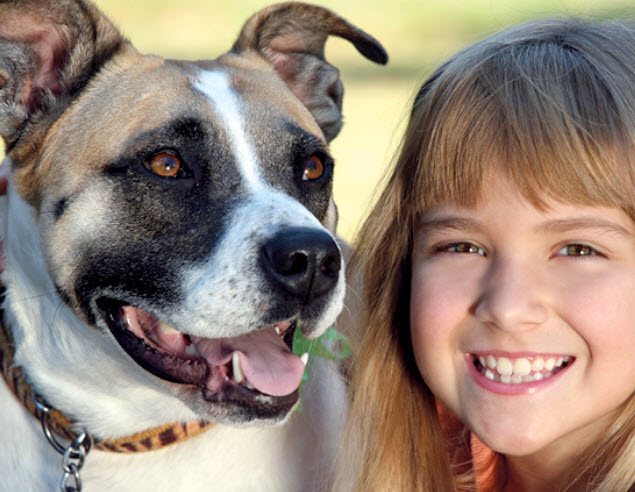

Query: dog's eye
[
  {"left": 302, "top": 155, "right": 325, "bottom": 181},
  {"left": 146, "top": 152, "right": 182, "bottom": 178}
]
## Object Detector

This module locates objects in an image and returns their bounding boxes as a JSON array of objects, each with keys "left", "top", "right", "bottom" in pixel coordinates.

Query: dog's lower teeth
[
  {"left": 185, "top": 344, "right": 200, "bottom": 357},
  {"left": 300, "top": 353, "right": 309, "bottom": 366},
  {"left": 232, "top": 352, "right": 245, "bottom": 384}
]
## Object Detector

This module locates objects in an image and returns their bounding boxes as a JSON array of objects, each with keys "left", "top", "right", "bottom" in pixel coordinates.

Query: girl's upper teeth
[
  {"left": 513, "top": 358, "right": 531, "bottom": 377},
  {"left": 531, "top": 357, "right": 544, "bottom": 371},
  {"left": 475, "top": 354, "right": 571, "bottom": 383}
]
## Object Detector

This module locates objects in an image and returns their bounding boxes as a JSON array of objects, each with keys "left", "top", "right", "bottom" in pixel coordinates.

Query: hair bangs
[{"left": 407, "top": 20, "right": 635, "bottom": 222}]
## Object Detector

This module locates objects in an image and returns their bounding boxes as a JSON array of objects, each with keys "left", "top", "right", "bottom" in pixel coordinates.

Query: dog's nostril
[
  {"left": 320, "top": 252, "right": 340, "bottom": 278},
  {"left": 275, "top": 251, "right": 309, "bottom": 277},
  {"left": 261, "top": 227, "right": 341, "bottom": 301}
]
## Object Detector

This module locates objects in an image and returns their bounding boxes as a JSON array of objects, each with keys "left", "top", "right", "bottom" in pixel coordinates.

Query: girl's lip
[
  {"left": 469, "top": 350, "right": 571, "bottom": 359},
  {"left": 464, "top": 353, "right": 574, "bottom": 395}
]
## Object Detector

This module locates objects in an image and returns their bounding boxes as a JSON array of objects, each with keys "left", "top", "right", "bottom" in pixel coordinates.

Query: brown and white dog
[{"left": 0, "top": 1, "right": 386, "bottom": 490}]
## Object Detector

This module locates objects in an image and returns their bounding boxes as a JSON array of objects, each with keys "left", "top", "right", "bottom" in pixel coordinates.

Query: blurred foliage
[{"left": 2, "top": 0, "right": 633, "bottom": 240}]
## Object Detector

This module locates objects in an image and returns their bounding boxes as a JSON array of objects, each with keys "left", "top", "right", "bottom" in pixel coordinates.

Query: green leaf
[
  {"left": 292, "top": 324, "right": 352, "bottom": 412},
  {"left": 292, "top": 325, "right": 352, "bottom": 361}
]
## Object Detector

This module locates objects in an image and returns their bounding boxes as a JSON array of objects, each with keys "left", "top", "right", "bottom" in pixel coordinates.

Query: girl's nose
[{"left": 473, "top": 257, "right": 548, "bottom": 332}]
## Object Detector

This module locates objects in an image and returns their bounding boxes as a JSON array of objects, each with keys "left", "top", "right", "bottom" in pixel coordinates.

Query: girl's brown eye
[
  {"left": 302, "top": 155, "right": 325, "bottom": 181},
  {"left": 147, "top": 152, "right": 181, "bottom": 178}
]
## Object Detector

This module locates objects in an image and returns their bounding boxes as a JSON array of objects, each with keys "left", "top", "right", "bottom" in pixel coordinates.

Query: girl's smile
[
  {"left": 410, "top": 170, "right": 635, "bottom": 457},
  {"left": 466, "top": 352, "right": 574, "bottom": 395}
]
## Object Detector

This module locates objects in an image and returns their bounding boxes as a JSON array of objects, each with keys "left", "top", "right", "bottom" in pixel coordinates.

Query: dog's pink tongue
[{"left": 192, "top": 327, "right": 305, "bottom": 397}]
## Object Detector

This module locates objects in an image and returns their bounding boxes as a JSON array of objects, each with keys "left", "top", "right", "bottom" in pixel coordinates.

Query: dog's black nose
[{"left": 261, "top": 227, "right": 341, "bottom": 301}]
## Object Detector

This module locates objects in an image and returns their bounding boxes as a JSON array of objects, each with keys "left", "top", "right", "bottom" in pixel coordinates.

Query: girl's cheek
[
  {"left": 410, "top": 256, "right": 479, "bottom": 331},
  {"left": 556, "top": 268, "right": 635, "bottom": 366},
  {"left": 410, "top": 263, "right": 460, "bottom": 372}
]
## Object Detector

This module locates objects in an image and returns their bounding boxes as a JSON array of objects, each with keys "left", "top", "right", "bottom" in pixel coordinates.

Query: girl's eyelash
[{"left": 435, "top": 242, "right": 486, "bottom": 256}]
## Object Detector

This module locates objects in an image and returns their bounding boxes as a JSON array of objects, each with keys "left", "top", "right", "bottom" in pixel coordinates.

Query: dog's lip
[
  {"left": 97, "top": 299, "right": 304, "bottom": 403},
  {"left": 100, "top": 300, "right": 208, "bottom": 386}
]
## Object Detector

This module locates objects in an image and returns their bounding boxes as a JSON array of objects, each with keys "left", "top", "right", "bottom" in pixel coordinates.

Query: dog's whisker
[{"left": 13, "top": 291, "right": 61, "bottom": 303}]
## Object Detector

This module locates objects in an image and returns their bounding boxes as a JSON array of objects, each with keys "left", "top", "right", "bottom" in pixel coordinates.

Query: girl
[{"left": 341, "top": 18, "right": 635, "bottom": 491}]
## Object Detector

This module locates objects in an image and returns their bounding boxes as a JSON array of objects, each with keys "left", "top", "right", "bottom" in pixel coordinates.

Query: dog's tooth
[
  {"left": 232, "top": 353, "right": 245, "bottom": 384},
  {"left": 300, "top": 353, "right": 309, "bottom": 366},
  {"left": 158, "top": 322, "right": 180, "bottom": 335},
  {"left": 274, "top": 325, "right": 281, "bottom": 336},
  {"left": 185, "top": 344, "right": 200, "bottom": 357},
  {"left": 246, "top": 382, "right": 255, "bottom": 390}
]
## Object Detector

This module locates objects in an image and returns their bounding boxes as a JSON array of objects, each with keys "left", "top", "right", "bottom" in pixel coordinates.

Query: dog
[{"left": 0, "top": 1, "right": 386, "bottom": 490}]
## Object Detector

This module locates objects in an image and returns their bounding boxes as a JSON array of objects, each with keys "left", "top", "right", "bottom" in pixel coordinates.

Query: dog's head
[{"left": 0, "top": 1, "right": 386, "bottom": 426}]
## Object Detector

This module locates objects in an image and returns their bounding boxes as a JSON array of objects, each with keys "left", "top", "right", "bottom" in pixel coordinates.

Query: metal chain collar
[{"left": 33, "top": 393, "right": 93, "bottom": 492}]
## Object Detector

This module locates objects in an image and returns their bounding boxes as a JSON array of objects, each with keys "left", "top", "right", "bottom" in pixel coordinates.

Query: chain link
[
  {"left": 33, "top": 393, "right": 93, "bottom": 492},
  {"left": 61, "top": 462, "right": 81, "bottom": 492}
]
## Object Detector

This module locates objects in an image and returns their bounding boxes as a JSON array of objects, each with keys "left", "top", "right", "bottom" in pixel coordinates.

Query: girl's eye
[
  {"left": 302, "top": 155, "right": 325, "bottom": 181},
  {"left": 146, "top": 152, "right": 183, "bottom": 178},
  {"left": 557, "top": 244, "right": 599, "bottom": 257},
  {"left": 439, "top": 242, "right": 486, "bottom": 256}
]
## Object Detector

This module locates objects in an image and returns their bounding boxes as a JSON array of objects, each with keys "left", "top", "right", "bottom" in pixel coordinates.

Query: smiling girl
[{"left": 341, "top": 18, "right": 635, "bottom": 491}]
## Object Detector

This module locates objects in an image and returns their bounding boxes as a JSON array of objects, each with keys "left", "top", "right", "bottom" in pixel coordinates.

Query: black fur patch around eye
[
  {"left": 260, "top": 121, "right": 333, "bottom": 221},
  {"left": 104, "top": 117, "right": 216, "bottom": 183},
  {"left": 53, "top": 198, "right": 68, "bottom": 220}
]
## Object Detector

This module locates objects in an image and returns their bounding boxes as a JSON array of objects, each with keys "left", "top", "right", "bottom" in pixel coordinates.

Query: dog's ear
[
  {"left": 0, "top": 0, "right": 126, "bottom": 153},
  {"left": 232, "top": 2, "right": 387, "bottom": 143}
]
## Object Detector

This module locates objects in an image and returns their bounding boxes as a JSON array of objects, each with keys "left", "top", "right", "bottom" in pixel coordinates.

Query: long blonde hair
[{"left": 340, "top": 18, "right": 635, "bottom": 492}]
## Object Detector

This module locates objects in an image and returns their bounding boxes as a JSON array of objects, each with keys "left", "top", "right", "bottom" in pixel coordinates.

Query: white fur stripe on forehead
[{"left": 194, "top": 70, "right": 263, "bottom": 191}]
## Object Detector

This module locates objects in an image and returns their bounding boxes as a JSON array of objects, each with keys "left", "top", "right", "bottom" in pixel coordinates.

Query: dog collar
[{"left": 0, "top": 315, "right": 214, "bottom": 454}]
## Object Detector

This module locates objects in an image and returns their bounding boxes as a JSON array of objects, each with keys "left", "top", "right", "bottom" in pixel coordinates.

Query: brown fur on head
[{"left": 0, "top": 1, "right": 386, "bottom": 208}]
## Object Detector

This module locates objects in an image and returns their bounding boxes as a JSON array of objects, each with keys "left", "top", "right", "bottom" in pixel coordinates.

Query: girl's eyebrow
[
  {"left": 420, "top": 216, "right": 633, "bottom": 239},
  {"left": 537, "top": 218, "right": 632, "bottom": 238},
  {"left": 419, "top": 216, "right": 486, "bottom": 233}
]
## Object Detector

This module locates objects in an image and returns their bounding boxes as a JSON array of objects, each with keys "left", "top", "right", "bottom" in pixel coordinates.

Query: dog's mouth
[{"left": 98, "top": 300, "right": 306, "bottom": 407}]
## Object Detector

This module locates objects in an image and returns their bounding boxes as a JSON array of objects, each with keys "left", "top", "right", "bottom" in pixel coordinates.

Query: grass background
[{"left": 4, "top": 0, "right": 634, "bottom": 240}]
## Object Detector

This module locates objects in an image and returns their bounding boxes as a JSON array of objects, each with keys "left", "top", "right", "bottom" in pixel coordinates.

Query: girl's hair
[{"left": 340, "top": 18, "right": 635, "bottom": 492}]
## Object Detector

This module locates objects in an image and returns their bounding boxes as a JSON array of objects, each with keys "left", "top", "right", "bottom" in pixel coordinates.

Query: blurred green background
[{"left": 3, "top": 1, "right": 633, "bottom": 240}]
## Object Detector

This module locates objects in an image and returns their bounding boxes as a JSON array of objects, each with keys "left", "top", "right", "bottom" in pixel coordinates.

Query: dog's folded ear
[
  {"left": 0, "top": 0, "right": 125, "bottom": 152},
  {"left": 232, "top": 2, "right": 388, "bottom": 143}
]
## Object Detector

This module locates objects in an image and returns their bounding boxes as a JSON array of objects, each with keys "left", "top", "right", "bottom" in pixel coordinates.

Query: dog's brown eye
[
  {"left": 302, "top": 155, "right": 325, "bottom": 181},
  {"left": 147, "top": 152, "right": 181, "bottom": 178}
]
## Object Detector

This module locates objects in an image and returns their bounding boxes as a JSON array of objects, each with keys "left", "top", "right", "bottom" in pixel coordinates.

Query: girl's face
[{"left": 410, "top": 170, "right": 635, "bottom": 458}]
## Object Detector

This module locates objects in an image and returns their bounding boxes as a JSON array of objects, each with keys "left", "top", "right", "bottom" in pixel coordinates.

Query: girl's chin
[{"left": 470, "top": 427, "right": 550, "bottom": 457}]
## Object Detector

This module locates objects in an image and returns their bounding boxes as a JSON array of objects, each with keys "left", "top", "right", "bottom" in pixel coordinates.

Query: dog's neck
[{"left": 0, "top": 166, "right": 214, "bottom": 446}]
